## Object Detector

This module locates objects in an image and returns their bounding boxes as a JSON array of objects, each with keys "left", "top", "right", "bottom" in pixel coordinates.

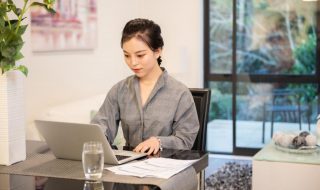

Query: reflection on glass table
[
  {"left": 83, "top": 181, "right": 104, "bottom": 190},
  {"left": 0, "top": 173, "right": 159, "bottom": 190}
]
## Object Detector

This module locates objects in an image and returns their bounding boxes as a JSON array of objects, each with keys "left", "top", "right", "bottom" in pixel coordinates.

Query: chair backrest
[
  {"left": 190, "top": 88, "right": 211, "bottom": 151},
  {"left": 268, "top": 88, "right": 309, "bottom": 122},
  {"left": 271, "top": 88, "right": 303, "bottom": 105}
]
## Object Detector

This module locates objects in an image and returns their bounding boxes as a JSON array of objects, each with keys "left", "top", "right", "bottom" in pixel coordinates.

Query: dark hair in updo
[{"left": 121, "top": 18, "right": 164, "bottom": 65}]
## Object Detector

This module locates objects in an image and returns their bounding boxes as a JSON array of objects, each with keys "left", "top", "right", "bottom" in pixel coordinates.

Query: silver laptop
[{"left": 35, "top": 120, "right": 147, "bottom": 165}]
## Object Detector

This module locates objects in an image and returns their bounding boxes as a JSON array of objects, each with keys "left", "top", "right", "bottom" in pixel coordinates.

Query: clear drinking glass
[{"left": 82, "top": 141, "right": 104, "bottom": 180}]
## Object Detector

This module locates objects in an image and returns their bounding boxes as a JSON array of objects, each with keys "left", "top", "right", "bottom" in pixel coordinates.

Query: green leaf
[
  {"left": 47, "top": 7, "right": 55, "bottom": 14},
  {"left": 0, "top": 55, "right": 14, "bottom": 64},
  {"left": 44, "top": 0, "right": 56, "bottom": 6},
  {"left": 1, "top": 61, "right": 14, "bottom": 72},
  {"left": 15, "top": 65, "right": 28, "bottom": 76},
  {"left": 30, "top": 2, "right": 46, "bottom": 7},
  {"left": 31, "top": 2, "right": 56, "bottom": 14},
  {"left": 4, "top": 20, "right": 13, "bottom": 27},
  {"left": 2, "top": 46, "right": 15, "bottom": 58},
  {"left": 0, "top": 19, "right": 4, "bottom": 28},
  {"left": 2, "top": 28, "right": 21, "bottom": 43},
  {"left": 0, "top": 3, "right": 6, "bottom": 16},
  {"left": 6, "top": 2, "right": 19, "bottom": 17},
  {"left": 12, "top": 41, "right": 25, "bottom": 53},
  {"left": 14, "top": 52, "right": 24, "bottom": 61},
  {"left": 0, "top": 4, "right": 7, "bottom": 27},
  {"left": 13, "top": 8, "right": 21, "bottom": 17},
  {"left": 0, "top": 0, "right": 56, "bottom": 77},
  {"left": 6, "top": 18, "right": 25, "bottom": 27},
  {"left": 16, "top": 24, "right": 27, "bottom": 36},
  {"left": 7, "top": 4, "right": 21, "bottom": 17}
]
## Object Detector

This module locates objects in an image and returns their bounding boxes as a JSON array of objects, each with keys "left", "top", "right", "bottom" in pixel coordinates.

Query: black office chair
[
  {"left": 190, "top": 88, "right": 211, "bottom": 151},
  {"left": 189, "top": 88, "right": 211, "bottom": 190}
]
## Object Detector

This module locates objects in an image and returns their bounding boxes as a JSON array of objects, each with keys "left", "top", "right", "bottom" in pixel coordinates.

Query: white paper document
[{"left": 106, "top": 157, "right": 198, "bottom": 179}]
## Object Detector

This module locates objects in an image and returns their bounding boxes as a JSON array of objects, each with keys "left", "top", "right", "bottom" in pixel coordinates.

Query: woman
[{"left": 91, "top": 18, "right": 199, "bottom": 155}]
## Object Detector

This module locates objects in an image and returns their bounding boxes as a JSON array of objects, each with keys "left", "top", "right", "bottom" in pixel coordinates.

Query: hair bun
[{"left": 157, "top": 56, "right": 162, "bottom": 66}]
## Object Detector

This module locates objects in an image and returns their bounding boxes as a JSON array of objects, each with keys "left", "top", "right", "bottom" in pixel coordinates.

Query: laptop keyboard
[{"left": 115, "top": 155, "right": 131, "bottom": 161}]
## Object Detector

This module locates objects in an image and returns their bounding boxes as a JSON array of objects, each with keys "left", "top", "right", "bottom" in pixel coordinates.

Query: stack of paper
[{"left": 106, "top": 157, "right": 198, "bottom": 179}]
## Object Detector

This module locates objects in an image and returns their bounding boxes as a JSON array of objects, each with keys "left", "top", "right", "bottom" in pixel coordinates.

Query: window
[{"left": 205, "top": 0, "right": 319, "bottom": 155}]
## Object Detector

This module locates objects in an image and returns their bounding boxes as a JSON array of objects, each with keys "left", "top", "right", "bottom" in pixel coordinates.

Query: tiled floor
[{"left": 207, "top": 119, "right": 317, "bottom": 153}]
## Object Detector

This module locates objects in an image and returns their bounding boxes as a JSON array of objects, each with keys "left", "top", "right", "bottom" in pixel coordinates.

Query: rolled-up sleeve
[
  {"left": 91, "top": 85, "right": 120, "bottom": 144},
  {"left": 157, "top": 91, "right": 199, "bottom": 149}
]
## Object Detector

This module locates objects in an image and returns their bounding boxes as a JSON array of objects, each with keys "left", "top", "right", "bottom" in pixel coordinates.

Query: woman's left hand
[{"left": 133, "top": 137, "right": 160, "bottom": 155}]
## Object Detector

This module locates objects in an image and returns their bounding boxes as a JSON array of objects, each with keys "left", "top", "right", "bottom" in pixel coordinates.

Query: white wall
[{"left": 22, "top": 0, "right": 203, "bottom": 138}]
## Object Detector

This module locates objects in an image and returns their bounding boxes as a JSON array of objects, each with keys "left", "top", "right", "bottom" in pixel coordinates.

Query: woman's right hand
[{"left": 133, "top": 137, "right": 160, "bottom": 155}]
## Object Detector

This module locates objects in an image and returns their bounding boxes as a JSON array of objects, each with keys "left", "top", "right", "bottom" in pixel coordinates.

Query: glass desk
[
  {"left": 0, "top": 141, "right": 208, "bottom": 190},
  {"left": 0, "top": 173, "right": 159, "bottom": 190}
]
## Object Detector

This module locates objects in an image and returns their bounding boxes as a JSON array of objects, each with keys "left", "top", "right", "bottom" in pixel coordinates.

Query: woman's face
[{"left": 122, "top": 37, "right": 161, "bottom": 79}]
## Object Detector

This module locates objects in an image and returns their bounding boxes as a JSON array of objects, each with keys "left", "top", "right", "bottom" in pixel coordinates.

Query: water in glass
[{"left": 82, "top": 141, "right": 104, "bottom": 180}]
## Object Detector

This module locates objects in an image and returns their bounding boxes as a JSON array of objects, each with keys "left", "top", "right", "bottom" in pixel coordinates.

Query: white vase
[{"left": 0, "top": 70, "right": 26, "bottom": 165}]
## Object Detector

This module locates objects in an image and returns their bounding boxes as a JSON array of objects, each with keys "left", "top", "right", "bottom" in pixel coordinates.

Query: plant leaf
[
  {"left": 0, "top": 3, "right": 6, "bottom": 16},
  {"left": 0, "top": 0, "right": 56, "bottom": 76},
  {"left": 0, "top": 3, "right": 6, "bottom": 27},
  {"left": 7, "top": 4, "right": 21, "bottom": 17},
  {"left": 15, "top": 65, "right": 28, "bottom": 76},
  {"left": 44, "top": 0, "right": 56, "bottom": 8},
  {"left": 16, "top": 24, "right": 27, "bottom": 36},
  {"left": 14, "top": 52, "right": 24, "bottom": 61},
  {"left": 13, "top": 7, "right": 22, "bottom": 17},
  {"left": 5, "top": 18, "right": 26, "bottom": 27},
  {"left": 2, "top": 46, "right": 15, "bottom": 58},
  {"left": 44, "top": 0, "right": 56, "bottom": 4},
  {"left": 1, "top": 61, "right": 14, "bottom": 73},
  {"left": 0, "top": 19, "right": 4, "bottom": 28},
  {"left": 31, "top": 2, "right": 56, "bottom": 14}
]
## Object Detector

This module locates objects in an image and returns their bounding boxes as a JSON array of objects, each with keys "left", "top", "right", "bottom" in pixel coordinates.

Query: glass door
[{"left": 205, "top": 0, "right": 319, "bottom": 155}]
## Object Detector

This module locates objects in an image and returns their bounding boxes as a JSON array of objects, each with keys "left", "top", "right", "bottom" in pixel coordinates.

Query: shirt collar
[
  {"left": 132, "top": 67, "right": 168, "bottom": 107},
  {"left": 157, "top": 67, "right": 167, "bottom": 88},
  {"left": 133, "top": 67, "right": 168, "bottom": 87}
]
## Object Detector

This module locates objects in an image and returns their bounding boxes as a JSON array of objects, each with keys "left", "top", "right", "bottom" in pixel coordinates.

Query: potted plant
[
  {"left": 0, "top": 0, "right": 55, "bottom": 75},
  {"left": 0, "top": 0, "right": 55, "bottom": 166}
]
